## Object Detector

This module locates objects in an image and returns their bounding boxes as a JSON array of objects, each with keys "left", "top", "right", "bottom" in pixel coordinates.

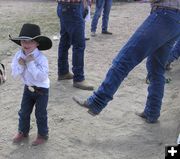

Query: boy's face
[{"left": 20, "top": 40, "right": 39, "bottom": 55}]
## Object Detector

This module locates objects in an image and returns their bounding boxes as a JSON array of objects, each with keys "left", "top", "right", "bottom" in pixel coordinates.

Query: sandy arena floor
[{"left": 0, "top": 1, "right": 180, "bottom": 159}]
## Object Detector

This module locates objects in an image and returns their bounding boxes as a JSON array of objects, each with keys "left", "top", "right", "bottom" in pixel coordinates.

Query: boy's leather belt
[{"left": 26, "top": 85, "right": 44, "bottom": 95}]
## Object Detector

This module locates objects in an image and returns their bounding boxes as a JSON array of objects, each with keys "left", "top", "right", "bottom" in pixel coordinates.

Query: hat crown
[
  {"left": 10, "top": 23, "right": 52, "bottom": 50},
  {"left": 19, "top": 23, "right": 41, "bottom": 38}
]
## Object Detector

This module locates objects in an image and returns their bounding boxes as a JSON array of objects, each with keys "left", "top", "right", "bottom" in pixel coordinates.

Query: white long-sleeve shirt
[{"left": 11, "top": 48, "right": 50, "bottom": 88}]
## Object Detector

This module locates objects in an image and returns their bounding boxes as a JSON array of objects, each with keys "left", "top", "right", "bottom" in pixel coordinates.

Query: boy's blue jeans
[
  {"left": 91, "top": 0, "right": 112, "bottom": 32},
  {"left": 87, "top": 8, "right": 180, "bottom": 122},
  {"left": 18, "top": 86, "right": 49, "bottom": 136},
  {"left": 57, "top": 2, "right": 85, "bottom": 82}
]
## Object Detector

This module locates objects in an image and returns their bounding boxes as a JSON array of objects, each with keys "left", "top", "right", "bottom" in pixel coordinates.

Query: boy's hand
[
  {"left": 18, "top": 58, "right": 26, "bottom": 66},
  {"left": 25, "top": 55, "right": 34, "bottom": 63}
]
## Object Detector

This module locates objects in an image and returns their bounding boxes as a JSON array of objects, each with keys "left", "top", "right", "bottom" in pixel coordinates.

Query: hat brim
[{"left": 9, "top": 35, "right": 52, "bottom": 51}]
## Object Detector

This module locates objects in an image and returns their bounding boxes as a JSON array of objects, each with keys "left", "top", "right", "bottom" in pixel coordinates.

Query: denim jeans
[
  {"left": 167, "top": 36, "right": 180, "bottom": 63},
  {"left": 91, "top": 0, "right": 112, "bottom": 32},
  {"left": 57, "top": 2, "right": 85, "bottom": 82},
  {"left": 87, "top": 8, "right": 180, "bottom": 122},
  {"left": 146, "top": 35, "right": 178, "bottom": 78},
  {"left": 18, "top": 86, "right": 49, "bottom": 136}
]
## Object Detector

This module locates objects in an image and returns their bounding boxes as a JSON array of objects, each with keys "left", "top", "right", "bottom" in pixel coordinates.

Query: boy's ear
[{"left": 35, "top": 41, "right": 39, "bottom": 46}]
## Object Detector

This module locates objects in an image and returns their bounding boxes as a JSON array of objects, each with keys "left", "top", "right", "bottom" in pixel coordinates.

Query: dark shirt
[
  {"left": 151, "top": 0, "right": 180, "bottom": 10},
  {"left": 57, "top": 0, "right": 81, "bottom": 3}
]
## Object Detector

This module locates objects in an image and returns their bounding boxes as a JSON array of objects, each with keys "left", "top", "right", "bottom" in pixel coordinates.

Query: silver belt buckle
[{"left": 28, "top": 86, "right": 35, "bottom": 92}]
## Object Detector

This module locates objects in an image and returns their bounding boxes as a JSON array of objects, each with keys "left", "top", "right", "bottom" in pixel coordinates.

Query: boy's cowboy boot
[
  {"left": 32, "top": 134, "right": 48, "bottom": 146},
  {"left": 13, "top": 132, "right": 28, "bottom": 143}
]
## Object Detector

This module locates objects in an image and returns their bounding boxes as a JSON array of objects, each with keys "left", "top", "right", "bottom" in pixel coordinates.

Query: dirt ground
[{"left": 0, "top": 0, "right": 180, "bottom": 159}]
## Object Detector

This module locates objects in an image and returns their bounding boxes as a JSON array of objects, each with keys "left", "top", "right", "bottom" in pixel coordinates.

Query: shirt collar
[{"left": 20, "top": 48, "right": 40, "bottom": 59}]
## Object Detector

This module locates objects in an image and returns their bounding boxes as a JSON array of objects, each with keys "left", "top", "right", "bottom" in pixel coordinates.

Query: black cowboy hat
[{"left": 9, "top": 23, "right": 52, "bottom": 50}]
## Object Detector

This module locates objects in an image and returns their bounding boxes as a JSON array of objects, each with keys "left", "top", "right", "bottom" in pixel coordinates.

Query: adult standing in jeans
[
  {"left": 57, "top": 0, "right": 94, "bottom": 90},
  {"left": 91, "top": 0, "right": 113, "bottom": 36},
  {"left": 73, "top": 0, "right": 180, "bottom": 123}
]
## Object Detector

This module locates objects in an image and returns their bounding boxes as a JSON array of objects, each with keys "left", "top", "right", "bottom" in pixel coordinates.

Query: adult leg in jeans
[
  {"left": 71, "top": 18, "right": 85, "bottom": 82},
  {"left": 167, "top": 36, "right": 180, "bottom": 64},
  {"left": 74, "top": 9, "right": 180, "bottom": 122},
  {"left": 91, "top": 0, "right": 105, "bottom": 32},
  {"left": 102, "top": 0, "right": 112, "bottom": 32},
  {"left": 145, "top": 40, "right": 175, "bottom": 122},
  {"left": 57, "top": 3, "right": 70, "bottom": 76},
  {"left": 57, "top": 19, "right": 71, "bottom": 76},
  {"left": 146, "top": 36, "right": 177, "bottom": 82}
]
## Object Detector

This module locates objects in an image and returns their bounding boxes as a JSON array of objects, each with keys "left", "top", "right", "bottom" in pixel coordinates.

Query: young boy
[{"left": 10, "top": 23, "right": 52, "bottom": 146}]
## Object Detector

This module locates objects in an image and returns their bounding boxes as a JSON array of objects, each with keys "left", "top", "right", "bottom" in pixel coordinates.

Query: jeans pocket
[
  {"left": 61, "top": 5, "right": 68, "bottom": 13},
  {"left": 61, "top": 4, "right": 83, "bottom": 21}
]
